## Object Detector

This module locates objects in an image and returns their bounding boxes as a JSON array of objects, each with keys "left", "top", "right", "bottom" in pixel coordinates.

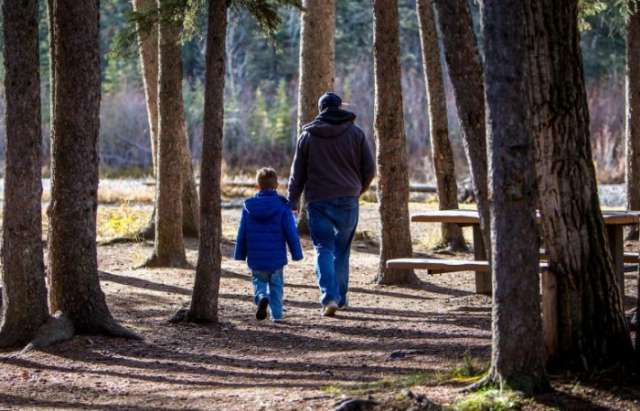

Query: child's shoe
[{"left": 256, "top": 297, "right": 269, "bottom": 320}]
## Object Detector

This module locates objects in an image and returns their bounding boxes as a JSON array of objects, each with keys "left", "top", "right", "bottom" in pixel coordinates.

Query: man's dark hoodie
[{"left": 287, "top": 108, "right": 376, "bottom": 209}]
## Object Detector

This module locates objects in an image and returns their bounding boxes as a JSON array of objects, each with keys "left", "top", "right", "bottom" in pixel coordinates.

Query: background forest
[{"left": 0, "top": 0, "right": 629, "bottom": 181}]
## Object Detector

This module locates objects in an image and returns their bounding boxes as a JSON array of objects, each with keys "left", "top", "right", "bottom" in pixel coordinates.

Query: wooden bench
[
  {"left": 411, "top": 209, "right": 640, "bottom": 295},
  {"left": 386, "top": 258, "right": 549, "bottom": 274},
  {"left": 624, "top": 252, "right": 640, "bottom": 263},
  {"left": 541, "top": 250, "right": 639, "bottom": 267},
  {"left": 387, "top": 257, "right": 637, "bottom": 275},
  {"left": 387, "top": 258, "right": 489, "bottom": 273}
]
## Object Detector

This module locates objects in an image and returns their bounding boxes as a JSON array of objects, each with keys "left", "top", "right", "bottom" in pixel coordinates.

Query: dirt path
[{"left": 0, "top": 203, "right": 638, "bottom": 410}]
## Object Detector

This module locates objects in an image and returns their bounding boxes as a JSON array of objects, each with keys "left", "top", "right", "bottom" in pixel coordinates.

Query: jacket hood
[
  {"left": 303, "top": 108, "right": 356, "bottom": 138},
  {"left": 244, "top": 190, "right": 288, "bottom": 221}
]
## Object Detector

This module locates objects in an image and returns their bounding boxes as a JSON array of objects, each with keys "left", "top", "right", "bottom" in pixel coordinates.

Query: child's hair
[{"left": 256, "top": 167, "right": 278, "bottom": 190}]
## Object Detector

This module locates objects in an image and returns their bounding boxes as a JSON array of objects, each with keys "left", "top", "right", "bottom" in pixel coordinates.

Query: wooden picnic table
[{"left": 411, "top": 209, "right": 640, "bottom": 295}]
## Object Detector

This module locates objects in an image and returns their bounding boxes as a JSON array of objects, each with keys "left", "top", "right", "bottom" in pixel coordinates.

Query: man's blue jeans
[
  {"left": 252, "top": 269, "right": 284, "bottom": 320},
  {"left": 307, "top": 196, "right": 359, "bottom": 306}
]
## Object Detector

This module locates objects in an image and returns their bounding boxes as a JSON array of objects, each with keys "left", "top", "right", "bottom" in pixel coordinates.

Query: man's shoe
[
  {"left": 321, "top": 301, "right": 338, "bottom": 317},
  {"left": 338, "top": 298, "right": 349, "bottom": 310},
  {"left": 256, "top": 298, "right": 269, "bottom": 321}
]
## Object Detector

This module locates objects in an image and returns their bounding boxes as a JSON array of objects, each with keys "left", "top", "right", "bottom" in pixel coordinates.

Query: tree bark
[
  {"left": 481, "top": 0, "right": 548, "bottom": 392},
  {"left": 432, "top": 0, "right": 491, "bottom": 262},
  {"left": 144, "top": 0, "right": 188, "bottom": 267},
  {"left": 0, "top": 0, "right": 49, "bottom": 348},
  {"left": 132, "top": 0, "right": 199, "bottom": 239},
  {"left": 132, "top": 0, "right": 160, "bottom": 176},
  {"left": 626, "top": 2, "right": 640, "bottom": 240},
  {"left": 47, "top": 0, "right": 55, "bottom": 137},
  {"left": 180, "top": 139, "right": 200, "bottom": 238},
  {"left": 416, "top": 0, "right": 465, "bottom": 251},
  {"left": 524, "top": 0, "right": 633, "bottom": 370},
  {"left": 373, "top": 0, "right": 417, "bottom": 285},
  {"left": 183, "top": 0, "right": 227, "bottom": 323},
  {"left": 296, "top": 0, "right": 336, "bottom": 234},
  {"left": 636, "top": 268, "right": 640, "bottom": 361},
  {"left": 48, "top": 0, "right": 136, "bottom": 338},
  {"left": 297, "top": 0, "right": 335, "bottom": 131}
]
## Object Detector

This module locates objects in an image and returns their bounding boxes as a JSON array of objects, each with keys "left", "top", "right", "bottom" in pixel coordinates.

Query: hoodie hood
[
  {"left": 303, "top": 108, "right": 356, "bottom": 138},
  {"left": 244, "top": 190, "right": 288, "bottom": 222}
]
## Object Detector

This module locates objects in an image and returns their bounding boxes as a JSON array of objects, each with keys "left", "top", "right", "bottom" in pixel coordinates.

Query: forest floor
[{"left": 0, "top": 186, "right": 639, "bottom": 411}]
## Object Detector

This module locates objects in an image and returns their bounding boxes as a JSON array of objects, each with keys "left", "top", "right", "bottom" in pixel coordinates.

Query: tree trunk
[
  {"left": 296, "top": 0, "right": 336, "bottom": 234},
  {"left": 48, "top": 0, "right": 136, "bottom": 338},
  {"left": 524, "top": 0, "right": 633, "bottom": 370},
  {"left": 0, "top": 0, "right": 49, "bottom": 348},
  {"left": 144, "top": 0, "right": 188, "bottom": 267},
  {"left": 132, "top": 0, "right": 160, "bottom": 176},
  {"left": 432, "top": 0, "right": 491, "bottom": 262},
  {"left": 373, "top": 0, "right": 417, "bottom": 285},
  {"left": 636, "top": 268, "right": 640, "bottom": 360},
  {"left": 132, "top": 0, "right": 199, "bottom": 239},
  {"left": 182, "top": 0, "right": 227, "bottom": 323},
  {"left": 481, "top": 0, "right": 548, "bottom": 392},
  {"left": 626, "top": 2, "right": 640, "bottom": 240},
  {"left": 47, "top": 0, "right": 55, "bottom": 137},
  {"left": 416, "top": 0, "right": 465, "bottom": 251},
  {"left": 180, "top": 139, "right": 200, "bottom": 238}
]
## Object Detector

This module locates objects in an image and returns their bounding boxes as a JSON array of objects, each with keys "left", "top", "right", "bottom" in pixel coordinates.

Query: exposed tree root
[
  {"left": 0, "top": 313, "right": 50, "bottom": 350},
  {"left": 169, "top": 308, "right": 191, "bottom": 323},
  {"left": 0, "top": 329, "right": 33, "bottom": 350},
  {"left": 169, "top": 308, "right": 217, "bottom": 325},
  {"left": 19, "top": 312, "right": 75, "bottom": 354},
  {"left": 141, "top": 254, "right": 192, "bottom": 269},
  {"left": 462, "top": 373, "right": 492, "bottom": 393},
  {"left": 15, "top": 311, "right": 141, "bottom": 356},
  {"left": 462, "top": 369, "right": 550, "bottom": 396},
  {"left": 97, "top": 317, "right": 143, "bottom": 340},
  {"left": 99, "top": 234, "right": 147, "bottom": 246},
  {"left": 433, "top": 239, "right": 470, "bottom": 253},
  {"left": 375, "top": 271, "right": 420, "bottom": 287}
]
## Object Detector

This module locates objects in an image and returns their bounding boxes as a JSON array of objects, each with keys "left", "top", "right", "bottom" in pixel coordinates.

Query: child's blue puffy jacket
[{"left": 234, "top": 190, "right": 303, "bottom": 271}]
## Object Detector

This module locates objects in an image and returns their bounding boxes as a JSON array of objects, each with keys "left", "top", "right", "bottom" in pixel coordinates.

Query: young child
[{"left": 234, "top": 168, "right": 303, "bottom": 321}]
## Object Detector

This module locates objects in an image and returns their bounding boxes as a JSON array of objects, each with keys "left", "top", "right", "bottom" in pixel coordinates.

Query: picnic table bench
[
  {"left": 387, "top": 258, "right": 550, "bottom": 273},
  {"left": 387, "top": 209, "right": 640, "bottom": 295}
]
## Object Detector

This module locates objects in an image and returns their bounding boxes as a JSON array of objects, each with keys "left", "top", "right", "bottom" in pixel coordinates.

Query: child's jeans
[{"left": 252, "top": 269, "right": 284, "bottom": 320}]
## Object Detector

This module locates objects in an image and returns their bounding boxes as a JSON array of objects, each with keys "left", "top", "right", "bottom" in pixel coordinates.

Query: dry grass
[
  {"left": 38, "top": 180, "right": 156, "bottom": 205},
  {"left": 96, "top": 204, "right": 150, "bottom": 240},
  {"left": 97, "top": 184, "right": 155, "bottom": 205}
]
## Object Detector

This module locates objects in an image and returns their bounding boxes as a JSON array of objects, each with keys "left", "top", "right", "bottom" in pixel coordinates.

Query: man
[{"left": 288, "top": 92, "right": 375, "bottom": 317}]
